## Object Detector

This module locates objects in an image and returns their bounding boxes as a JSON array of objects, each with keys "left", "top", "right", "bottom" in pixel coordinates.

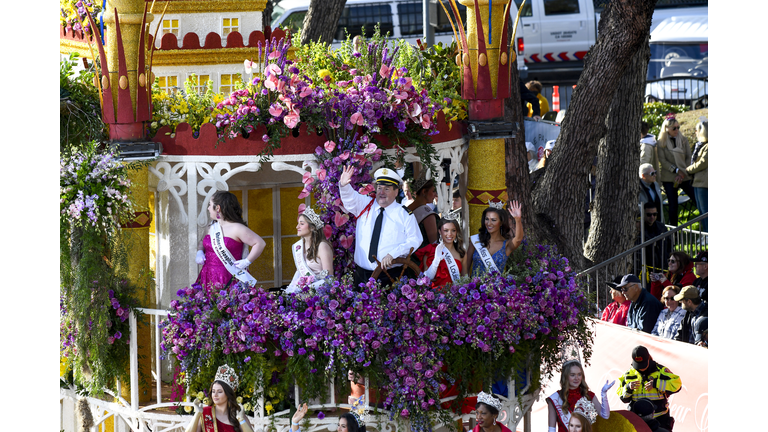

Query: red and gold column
[{"left": 456, "top": 0, "right": 516, "bottom": 234}]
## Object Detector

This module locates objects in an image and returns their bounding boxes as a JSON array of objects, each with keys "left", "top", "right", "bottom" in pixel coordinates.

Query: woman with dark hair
[
  {"left": 656, "top": 115, "right": 696, "bottom": 226},
  {"left": 472, "top": 392, "right": 512, "bottom": 432},
  {"left": 414, "top": 215, "right": 467, "bottom": 289},
  {"left": 466, "top": 201, "right": 524, "bottom": 276},
  {"left": 546, "top": 360, "right": 613, "bottom": 432},
  {"left": 286, "top": 207, "right": 334, "bottom": 293},
  {"left": 185, "top": 364, "right": 254, "bottom": 432},
  {"left": 650, "top": 251, "right": 696, "bottom": 301},
  {"left": 288, "top": 403, "right": 366, "bottom": 432},
  {"left": 195, "top": 191, "right": 266, "bottom": 291},
  {"left": 407, "top": 171, "right": 439, "bottom": 249}
]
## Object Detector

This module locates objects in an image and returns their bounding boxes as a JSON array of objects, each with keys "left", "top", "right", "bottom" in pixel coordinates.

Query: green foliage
[
  {"left": 642, "top": 102, "right": 689, "bottom": 137},
  {"left": 149, "top": 75, "right": 229, "bottom": 137},
  {"left": 60, "top": 53, "right": 108, "bottom": 153}
]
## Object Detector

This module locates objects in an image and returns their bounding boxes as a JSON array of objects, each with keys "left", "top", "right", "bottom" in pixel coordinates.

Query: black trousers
[{"left": 662, "top": 180, "right": 696, "bottom": 226}]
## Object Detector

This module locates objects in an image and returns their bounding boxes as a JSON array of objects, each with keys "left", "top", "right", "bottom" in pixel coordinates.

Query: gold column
[
  {"left": 459, "top": 0, "right": 510, "bottom": 234},
  {"left": 104, "top": 0, "right": 154, "bottom": 404}
]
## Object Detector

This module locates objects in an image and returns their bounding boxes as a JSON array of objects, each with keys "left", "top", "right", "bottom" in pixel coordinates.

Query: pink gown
[{"left": 196, "top": 235, "right": 243, "bottom": 291}]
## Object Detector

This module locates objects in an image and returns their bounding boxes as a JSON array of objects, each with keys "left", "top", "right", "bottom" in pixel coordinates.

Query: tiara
[
  {"left": 301, "top": 207, "right": 324, "bottom": 229},
  {"left": 214, "top": 364, "right": 239, "bottom": 391},
  {"left": 477, "top": 391, "right": 503, "bottom": 412},
  {"left": 665, "top": 113, "right": 676, "bottom": 120},
  {"left": 487, "top": 200, "right": 504, "bottom": 210},
  {"left": 443, "top": 209, "right": 460, "bottom": 221},
  {"left": 573, "top": 396, "right": 598, "bottom": 424}
]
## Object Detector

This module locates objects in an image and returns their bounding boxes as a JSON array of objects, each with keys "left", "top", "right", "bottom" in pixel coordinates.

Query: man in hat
[
  {"left": 691, "top": 251, "right": 708, "bottom": 302},
  {"left": 339, "top": 165, "right": 423, "bottom": 287},
  {"left": 617, "top": 274, "right": 663, "bottom": 333},
  {"left": 674, "top": 285, "right": 708, "bottom": 346},
  {"left": 600, "top": 275, "right": 631, "bottom": 326},
  {"left": 618, "top": 345, "right": 681, "bottom": 431}
]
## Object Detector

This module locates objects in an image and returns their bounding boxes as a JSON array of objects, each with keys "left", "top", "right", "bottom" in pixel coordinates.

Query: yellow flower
[
  {"left": 197, "top": 391, "right": 205, "bottom": 399},
  {"left": 184, "top": 405, "right": 192, "bottom": 413},
  {"left": 265, "top": 402, "right": 273, "bottom": 413},
  {"left": 203, "top": 398, "right": 211, "bottom": 405},
  {"left": 236, "top": 396, "right": 243, "bottom": 404}
]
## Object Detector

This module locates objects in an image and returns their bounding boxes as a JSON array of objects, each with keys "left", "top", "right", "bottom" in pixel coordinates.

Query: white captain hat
[{"left": 373, "top": 167, "right": 403, "bottom": 187}]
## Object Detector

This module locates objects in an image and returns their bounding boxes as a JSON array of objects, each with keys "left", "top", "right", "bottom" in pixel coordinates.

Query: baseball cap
[
  {"left": 673, "top": 285, "right": 699, "bottom": 301},
  {"left": 606, "top": 275, "right": 624, "bottom": 290},
  {"left": 631, "top": 345, "right": 651, "bottom": 370},
  {"left": 692, "top": 251, "right": 708, "bottom": 263},
  {"left": 615, "top": 274, "right": 641, "bottom": 288}
]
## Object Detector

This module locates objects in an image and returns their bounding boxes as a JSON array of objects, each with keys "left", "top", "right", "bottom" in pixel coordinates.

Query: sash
[
  {"left": 470, "top": 234, "right": 499, "bottom": 273},
  {"left": 210, "top": 221, "right": 257, "bottom": 287},
  {"left": 441, "top": 248, "right": 461, "bottom": 283},
  {"left": 202, "top": 406, "right": 218, "bottom": 432},
  {"left": 287, "top": 239, "right": 322, "bottom": 292},
  {"left": 547, "top": 392, "right": 570, "bottom": 431}
]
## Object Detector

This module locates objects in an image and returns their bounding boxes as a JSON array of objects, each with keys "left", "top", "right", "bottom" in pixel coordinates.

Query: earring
[
  {"left": 493, "top": 419, "right": 496, "bottom": 426},
  {"left": 216, "top": 211, "right": 221, "bottom": 220}
]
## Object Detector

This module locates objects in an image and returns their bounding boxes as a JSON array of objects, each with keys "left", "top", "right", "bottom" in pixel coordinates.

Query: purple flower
[{"left": 317, "top": 412, "right": 325, "bottom": 420}]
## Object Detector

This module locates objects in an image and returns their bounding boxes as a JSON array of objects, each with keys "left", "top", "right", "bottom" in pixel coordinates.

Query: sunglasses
[
  {"left": 663, "top": 296, "right": 676, "bottom": 300},
  {"left": 648, "top": 171, "right": 657, "bottom": 175},
  {"left": 671, "top": 127, "right": 679, "bottom": 131},
  {"left": 668, "top": 259, "right": 677, "bottom": 263},
  {"left": 645, "top": 212, "right": 658, "bottom": 217}
]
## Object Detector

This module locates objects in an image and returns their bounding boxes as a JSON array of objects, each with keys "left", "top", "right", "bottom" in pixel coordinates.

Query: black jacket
[
  {"left": 519, "top": 80, "right": 540, "bottom": 117},
  {"left": 675, "top": 301, "right": 708, "bottom": 344}
]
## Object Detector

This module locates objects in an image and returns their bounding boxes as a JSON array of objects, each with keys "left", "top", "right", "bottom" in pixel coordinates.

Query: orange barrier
[
  {"left": 519, "top": 319, "right": 708, "bottom": 432},
  {"left": 552, "top": 86, "right": 560, "bottom": 112}
]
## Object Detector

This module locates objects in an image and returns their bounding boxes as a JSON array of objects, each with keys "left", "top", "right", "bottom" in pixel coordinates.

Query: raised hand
[
  {"left": 508, "top": 200, "right": 522, "bottom": 219},
  {"left": 339, "top": 165, "right": 355, "bottom": 187},
  {"left": 433, "top": 242, "right": 446, "bottom": 261},
  {"left": 292, "top": 402, "right": 309, "bottom": 425},
  {"left": 602, "top": 379, "right": 616, "bottom": 393}
]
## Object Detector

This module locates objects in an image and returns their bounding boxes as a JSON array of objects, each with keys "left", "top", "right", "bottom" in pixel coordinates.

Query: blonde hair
[
  {"left": 657, "top": 117, "right": 679, "bottom": 149},
  {"left": 696, "top": 121, "right": 708, "bottom": 143},
  {"left": 559, "top": 360, "right": 590, "bottom": 413}
]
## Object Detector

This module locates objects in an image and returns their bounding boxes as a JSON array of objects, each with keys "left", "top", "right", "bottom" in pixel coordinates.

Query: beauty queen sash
[
  {"left": 202, "top": 406, "right": 218, "bottom": 432},
  {"left": 210, "top": 221, "right": 257, "bottom": 287},
  {"left": 441, "top": 247, "right": 461, "bottom": 282},
  {"left": 470, "top": 234, "right": 499, "bottom": 273}
]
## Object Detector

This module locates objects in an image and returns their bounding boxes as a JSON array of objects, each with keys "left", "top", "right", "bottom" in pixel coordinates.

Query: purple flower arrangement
[{"left": 161, "top": 242, "right": 589, "bottom": 430}]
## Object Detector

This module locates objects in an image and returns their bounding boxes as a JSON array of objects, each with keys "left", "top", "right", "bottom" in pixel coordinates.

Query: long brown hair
[
  {"left": 570, "top": 412, "right": 593, "bottom": 432},
  {"left": 212, "top": 380, "right": 242, "bottom": 432},
  {"left": 559, "top": 360, "right": 591, "bottom": 414},
  {"left": 299, "top": 214, "right": 329, "bottom": 261},
  {"left": 478, "top": 208, "right": 510, "bottom": 248},
  {"left": 667, "top": 251, "right": 692, "bottom": 279},
  {"left": 438, "top": 218, "right": 465, "bottom": 258},
  {"left": 211, "top": 191, "right": 247, "bottom": 226}
]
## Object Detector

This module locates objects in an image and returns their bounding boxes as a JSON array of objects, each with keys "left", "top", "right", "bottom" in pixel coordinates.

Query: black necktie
[{"left": 368, "top": 208, "right": 384, "bottom": 263}]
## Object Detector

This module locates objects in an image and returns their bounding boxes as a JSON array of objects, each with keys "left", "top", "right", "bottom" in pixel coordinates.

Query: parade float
[{"left": 60, "top": 1, "right": 594, "bottom": 431}]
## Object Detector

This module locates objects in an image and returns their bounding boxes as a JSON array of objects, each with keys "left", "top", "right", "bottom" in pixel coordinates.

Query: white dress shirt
[{"left": 340, "top": 183, "right": 423, "bottom": 271}]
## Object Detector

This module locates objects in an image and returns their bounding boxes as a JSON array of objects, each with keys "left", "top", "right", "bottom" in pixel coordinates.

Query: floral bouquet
[{"left": 60, "top": 0, "right": 101, "bottom": 36}]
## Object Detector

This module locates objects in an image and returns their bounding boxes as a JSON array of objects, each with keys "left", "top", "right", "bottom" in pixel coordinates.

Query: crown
[
  {"left": 349, "top": 396, "right": 369, "bottom": 427},
  {"left": 412, "top": 170, "right": 432, "bottom": 193},
  {"left": 443, "top": 209, "right": 460, "bottom": 221},
  {"left": 477, "top": 391, "right": 503, "bottom": 412},
  {"left": 301, "top": 207, "right": 324, "bottom": 229},
  {"left": 488, "top": 200, "right": 504, "bottom": 210},
  {"left": 573, "top": 396, "right": 598, "bottom": 424},
  {"left": 214, "top": 364, "right": 239, "bottom": 391}
]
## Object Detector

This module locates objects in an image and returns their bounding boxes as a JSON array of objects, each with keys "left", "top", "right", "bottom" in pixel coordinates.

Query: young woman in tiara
[
  {"left": 546, "top": 359, "right": 614, "bottom": 432},
  {"left": 289, "top": 402, "right": 367, "bottom": 432},
  {"left": 414, "top": 214, "right": 467, "bottom": 289},
  {"left": 472, "top": 392, "right": 513, "bottom": 432},
  {"left": 195, "top": 191, "right": 266, "bottom": 291},
  {"left": 185, "top": 364, "right": 254, "bottom": 432},
  {"left": 466, "top": 200, "right": 524, "bottom": 277},
  {"left": 285, "top": 207, "right": 334, "bottom": 293}
]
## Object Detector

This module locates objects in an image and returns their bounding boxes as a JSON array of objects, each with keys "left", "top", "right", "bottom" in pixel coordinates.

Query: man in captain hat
[{"left": 339, "top": 164, "right": 423, "bottom": 287}]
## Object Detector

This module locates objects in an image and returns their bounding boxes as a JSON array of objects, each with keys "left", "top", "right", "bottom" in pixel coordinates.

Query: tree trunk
[
  {"left": 504, "top": 24, "right": 536, "bottom": 240},
  {"left": 529, "top": 0, "right": 657, "bottom": 270},
  {"left": 300, "top": 0, "right": 348, "bottom": 45},
  {"left": 583, "top": 37, "right": 653, "bottom": 270}
]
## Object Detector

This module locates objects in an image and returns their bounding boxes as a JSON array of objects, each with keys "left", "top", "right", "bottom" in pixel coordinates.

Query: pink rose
[{"left": 324, "top": 140, "right": 336, "bottom": 152}]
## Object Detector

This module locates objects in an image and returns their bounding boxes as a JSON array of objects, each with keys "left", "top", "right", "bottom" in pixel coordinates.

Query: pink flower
[
  {"left": 302, "top": 172, "right": 314, "bottom": 185},
  {"left": 379, "top": 64, "right": 391, "bottom": 79},
  {"left": 299, "top": 86, "right": 313, "bottom": 98},
  {"left": 339, "top": 151, "right": 350, "bottom": 161},
  {"left": 421, "top": 115, "right": 432, "bottom": 129},
  {"left": 339, "top": 234, "right": 354, "bottom": 249},
  {"left": 265, "top": 63, "right": 282, "bottom": 77},
  {"left": 360, "top": 183, "right": 375, "bottom": 196},
  {"left": 298, "top": 187, "right": 310, "bottom": 199},
  {"left": 350, "top": 68, "right": 358, "bottom": 75},
  {"left": 264, "top": 76, "right": 278, "bottom": 91},
  {"left": 323, "top": 224, "right": 333, "bottom": 239},
  {"left": 316, "top": 169, "right": 327, "bottom": 181},
  {"left": 350, "top": 112, "right": 365, "bottom": 126},
  {"left": 262, "top": 134, "right": 269, "bottom": 142},
  {"left": 324, "top": 141, "right": 336, "bottom": 152},
  {"left": 334, "top": 211, "right": 349, "bottom": 227},
  {"left": 243, "top": 59, "right": 254, "bottom": 74},
  {"left": 298, "top": 203, "right": 306, "bottom": 213},
  {"left": 268, "top": 50, "right": 280, "bottom": 60},
  {"left": 268, "top": 104, "right": 283, "bottom": 117},
  {"left": 284, "top": 111, "right": 300, "bottom": 129},
  {"left": 363, "top": 143, "right": 377, "bottom": 154}
]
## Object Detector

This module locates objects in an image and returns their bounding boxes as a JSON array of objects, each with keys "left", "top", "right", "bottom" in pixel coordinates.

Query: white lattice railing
[{"left": 60, "top": 308, "right": 539, "bottom": 432}]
